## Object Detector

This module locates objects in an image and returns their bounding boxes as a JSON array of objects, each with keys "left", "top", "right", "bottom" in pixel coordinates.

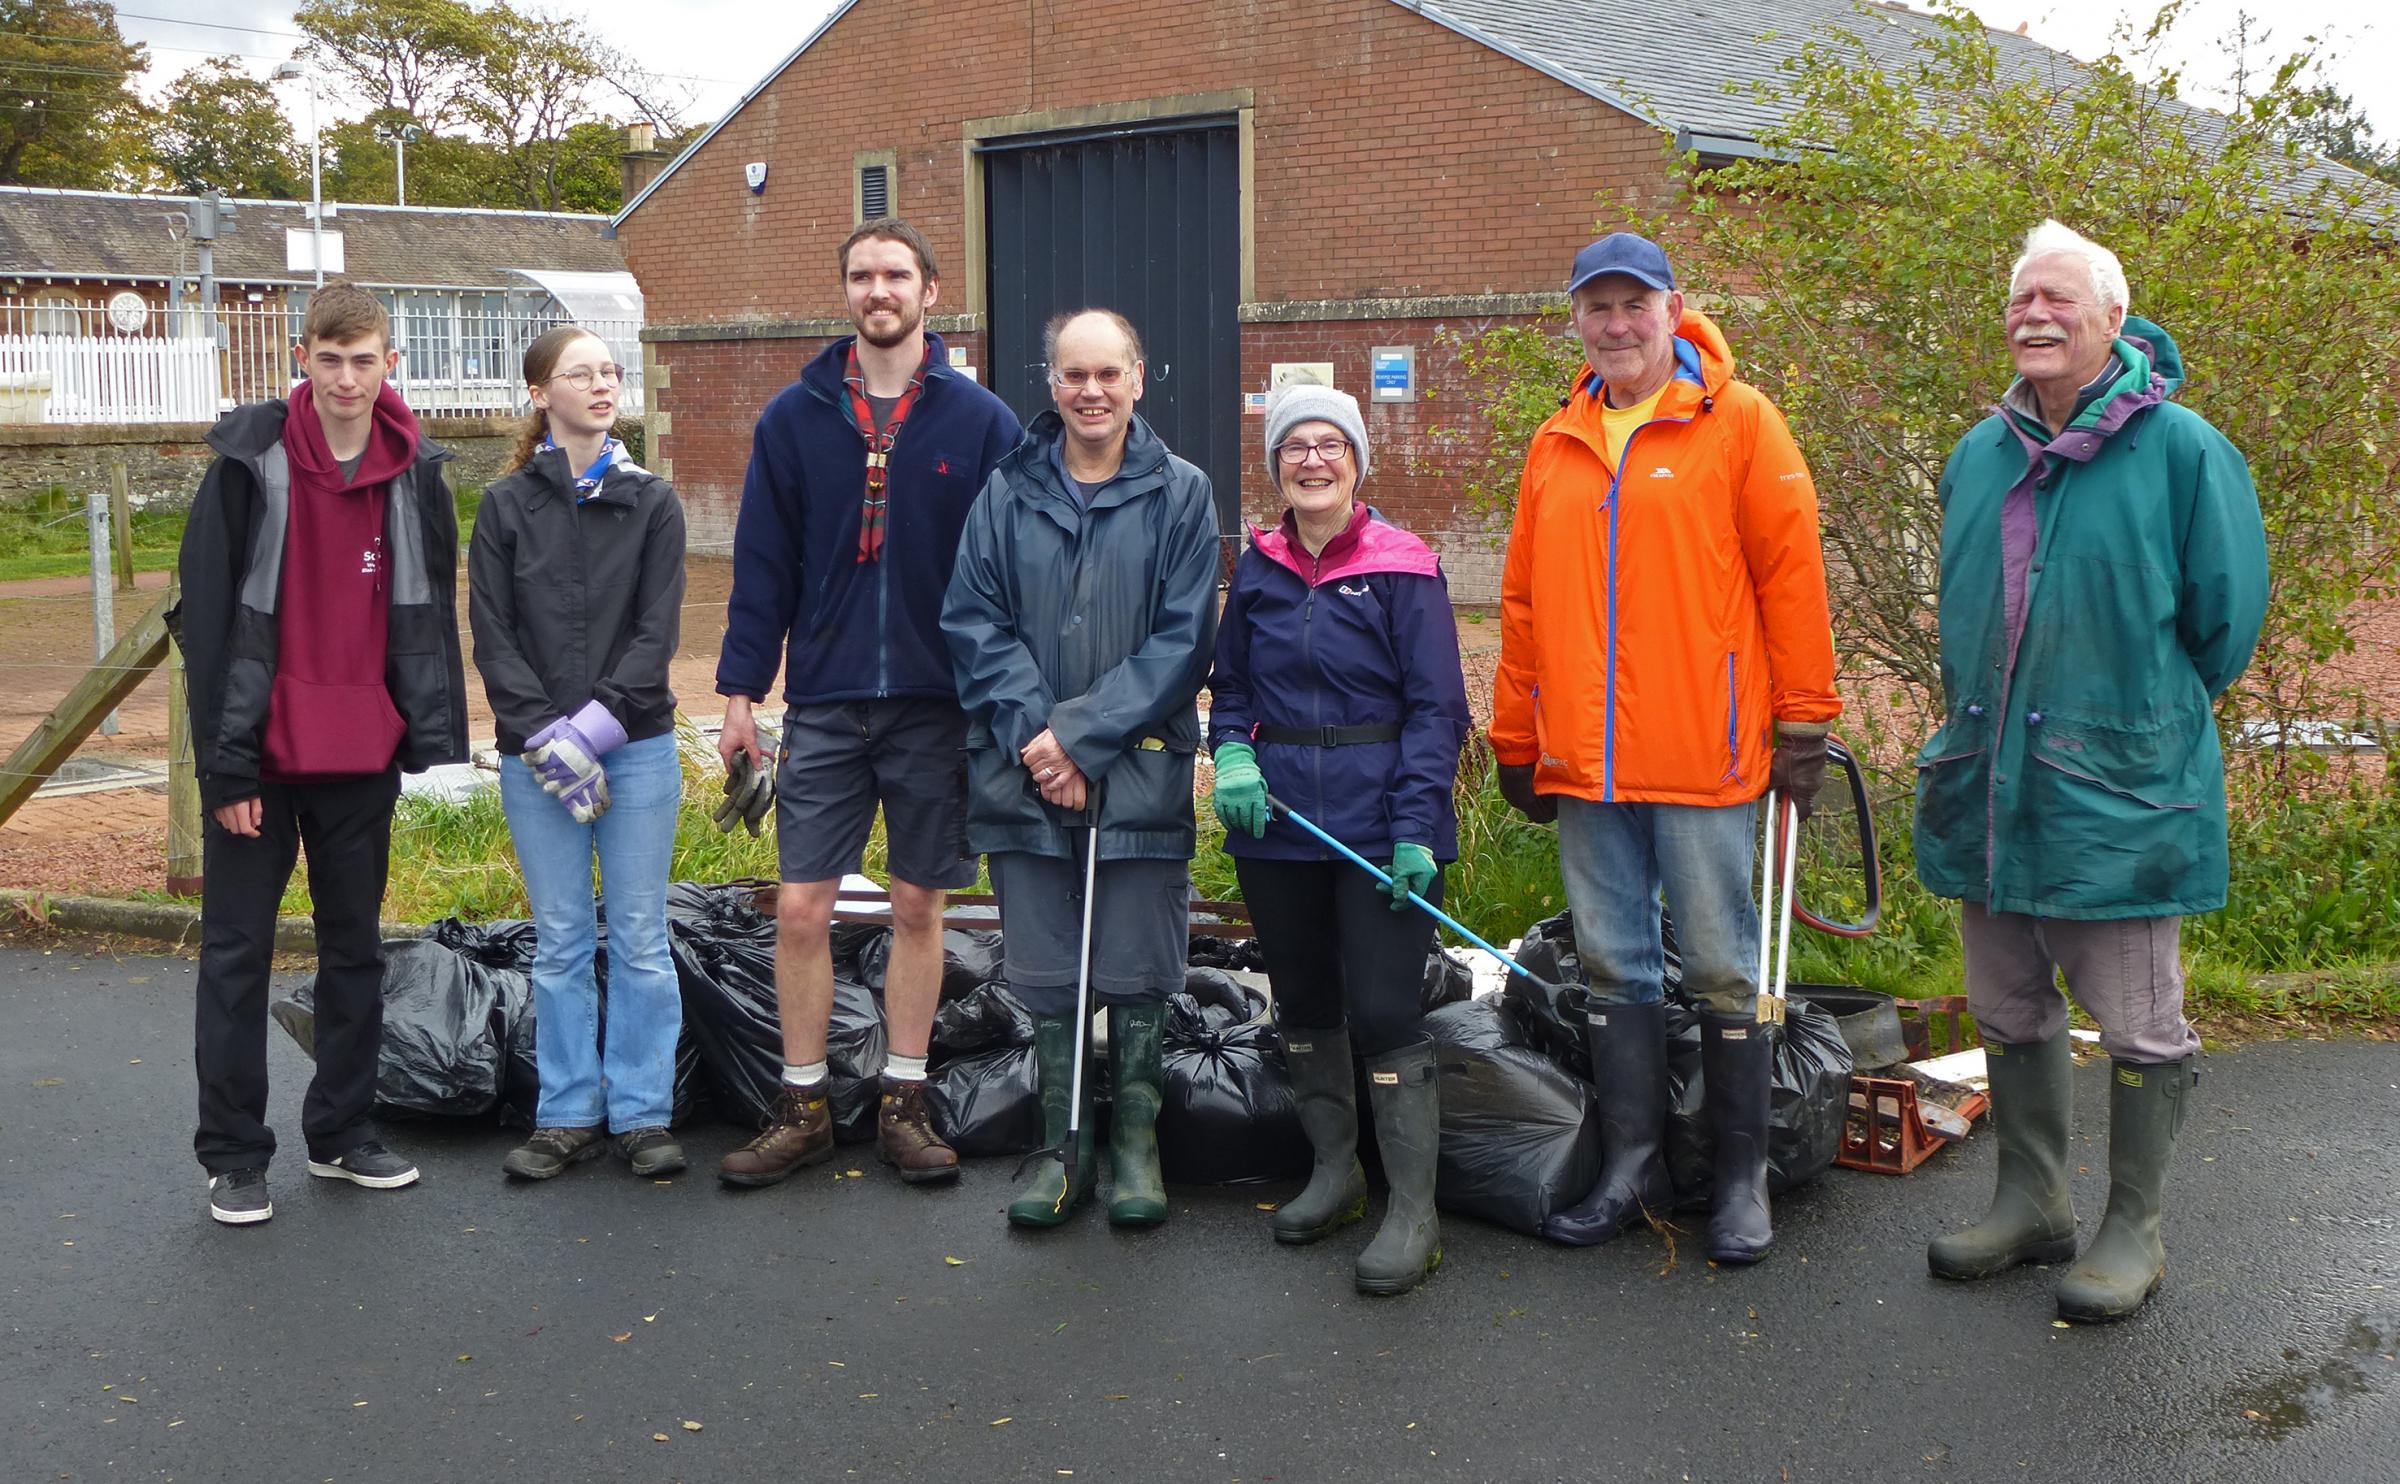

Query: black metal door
[{"left": 983, "top": 119, "right": 1241, "bottom": 537}]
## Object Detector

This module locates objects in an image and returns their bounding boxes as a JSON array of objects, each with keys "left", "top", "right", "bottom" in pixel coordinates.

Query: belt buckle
[{"left": 1319, "top": 725, "right": 1340, "bottom": 747}]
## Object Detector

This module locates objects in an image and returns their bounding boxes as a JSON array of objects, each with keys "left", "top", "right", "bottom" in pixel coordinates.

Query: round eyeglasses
[{"left": 546, "top": 363, "right": 627, "bottom": 390}]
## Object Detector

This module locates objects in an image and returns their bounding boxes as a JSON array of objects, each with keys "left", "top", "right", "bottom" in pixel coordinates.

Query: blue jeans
[
  {"left": 1555, "top": 797, "right": 1760, "bottom": 1017},
  {"left": 500, "top": 731, "right": 683, "bottom": 1130}
]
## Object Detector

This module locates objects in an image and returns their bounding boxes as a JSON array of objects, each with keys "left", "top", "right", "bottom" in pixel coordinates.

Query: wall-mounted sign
[
  {"left": 1269, "top": 362, "right": 1334, "bottom": 391},
  {"left": 1370, "top": 345, "right": 1415, "bottom": 402}
]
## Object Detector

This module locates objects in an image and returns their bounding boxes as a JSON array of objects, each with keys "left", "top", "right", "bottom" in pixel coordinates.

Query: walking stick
[
  {"left": 1266, "top": 795, "right": 1568, "bottom": 993},
  {"left": 1755, "top": 789, "right": 1800, "bottom": 1027}
]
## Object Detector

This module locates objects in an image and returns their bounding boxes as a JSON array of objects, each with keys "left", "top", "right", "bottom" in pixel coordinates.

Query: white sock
[
  {"left": 885, "top": 1052, "right": 928, "bottom": 1083},
  {"left": 781, "top": 1060, "right": 828, "bottom": 1089}
]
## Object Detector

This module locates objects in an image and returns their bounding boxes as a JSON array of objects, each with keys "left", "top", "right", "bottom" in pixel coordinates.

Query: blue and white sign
[{"left": 1370, "top": 345, "right": 1415, "bottom": 403}]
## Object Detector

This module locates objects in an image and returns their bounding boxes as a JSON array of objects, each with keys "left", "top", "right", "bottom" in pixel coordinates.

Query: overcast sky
[{"left": 124, "top": 1, "right": 2394, "bottom": 139}]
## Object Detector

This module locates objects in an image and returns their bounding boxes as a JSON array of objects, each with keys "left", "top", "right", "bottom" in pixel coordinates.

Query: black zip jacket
[
  {"left": 168, "top": 400, "right": 469, "bottom": 811},
  {"left": 468, "top": 445, "right": 686, "bottom": 755}
]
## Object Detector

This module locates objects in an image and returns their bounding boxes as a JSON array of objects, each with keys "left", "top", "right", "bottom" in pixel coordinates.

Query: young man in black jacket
[
  {"left": 714, "top": 218, "right": 1022, "bottom": 1189},
  {"left": 171, "top": 283, "right": 468, "bottom": 1226}
]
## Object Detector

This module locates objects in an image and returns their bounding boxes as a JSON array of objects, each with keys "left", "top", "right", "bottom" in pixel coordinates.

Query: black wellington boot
[
  {"left": 1543, "top": 1000, "right": 1670, "bottom": 1246},
  {"left": 1273, "top": 1024, "right": 1369, "bottom": 1244},
  {"left": 1006, "top": 1012, "right": 1098, "bottom": 1229},
  {"left": 1355, "top": 1042, "right": 1443, "bottom": 1295},
  {"left": 1700, "top": 1012, "right": 1773, "bottom": 1265}
]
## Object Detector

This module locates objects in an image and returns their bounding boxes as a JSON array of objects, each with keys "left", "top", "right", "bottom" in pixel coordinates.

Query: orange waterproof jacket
[{"left": 1490, "top": 310, "right": 1839, "bottom": 805}]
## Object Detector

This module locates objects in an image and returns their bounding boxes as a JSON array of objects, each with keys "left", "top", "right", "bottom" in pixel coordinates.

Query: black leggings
[{"left": 1233, "top": 855, "right": 1441, "bottom": 1058}]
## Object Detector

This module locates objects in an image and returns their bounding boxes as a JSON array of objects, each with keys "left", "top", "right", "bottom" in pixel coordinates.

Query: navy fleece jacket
[{"left": 716, "top": 332, "right": 1023, "bottom": 705}]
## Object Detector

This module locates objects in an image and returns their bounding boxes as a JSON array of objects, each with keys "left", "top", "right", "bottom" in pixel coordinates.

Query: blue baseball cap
[{"left": 1567, "top": 232, "right": 1675, "bottom": 295}]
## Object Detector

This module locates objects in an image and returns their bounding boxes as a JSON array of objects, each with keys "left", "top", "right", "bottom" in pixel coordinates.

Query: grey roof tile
[{"left": 0, "top": 187, "right": 625, "bottom": 289}]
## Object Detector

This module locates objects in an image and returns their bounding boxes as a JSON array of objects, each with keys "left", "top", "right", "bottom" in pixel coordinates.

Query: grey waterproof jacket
[
  {"left": 942, "top": 411, "right": 1219, "bottom": 861},
  {"left": 469, "top": 446, "right": 686, "bottom": 755},
  {"left": 169, "top": 400, "right": 468, "bottom": 810}
]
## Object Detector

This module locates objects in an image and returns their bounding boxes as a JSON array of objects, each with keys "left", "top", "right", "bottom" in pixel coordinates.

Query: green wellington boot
[
  {"left": 2055, "top": 1056, "right": 2195, "bottom": 1323},
  {"left": 1273, "top": 1024, "right": 1369, "bottom": 1245},
  {"left": 1928, "top": 1031, "right": 2078, "bottom": 1281},
  {"left": 1355, "top": 1042, "right": 1443, "bottom": 1295},
  {"left": 1106, "top": 1003, "right": 1168, "bottom": 1227},
  {"left": 1006, "top": 1012, "right": 1097, "bottom": 1229}
]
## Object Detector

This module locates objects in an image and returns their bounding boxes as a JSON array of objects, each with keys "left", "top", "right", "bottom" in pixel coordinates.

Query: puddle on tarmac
[{"left": 2225, "top": 1315, "right": 2400, "bottom": 1440}]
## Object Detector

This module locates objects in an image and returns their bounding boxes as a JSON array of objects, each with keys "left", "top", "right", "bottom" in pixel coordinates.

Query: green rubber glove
[
  {"left": 1211, "top": 740, "right": 1269, "bottom": 838},
  {"left": 1385, "top": 842, "right": 1437, "bottom": 911}
]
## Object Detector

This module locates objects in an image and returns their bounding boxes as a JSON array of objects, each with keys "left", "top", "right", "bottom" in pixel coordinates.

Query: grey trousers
[{"left": 1959, "top": 903, "right": 2201, "bottom": 1063}]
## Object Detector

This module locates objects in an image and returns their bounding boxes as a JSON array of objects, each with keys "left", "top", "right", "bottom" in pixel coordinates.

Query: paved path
[{"left": 1, "top": 943, "right": 2393, "bottom": 1482}]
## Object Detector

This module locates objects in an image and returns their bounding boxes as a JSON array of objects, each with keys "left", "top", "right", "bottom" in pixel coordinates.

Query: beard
[{"left": 855, "top": 299, "right": 923, "bottom": 349}]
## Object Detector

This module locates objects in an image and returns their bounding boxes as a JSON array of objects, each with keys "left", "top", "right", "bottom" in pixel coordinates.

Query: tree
[
  {"left": 320, "top": 108, "right": 509, "bottom": 207},
  {"left": 456, "top": 6, "right": 603, "bottom": 212},
  {"left": 293, "top": 0, "right": 484, "bottom": 126},
  {"left": 0, "top": 0, "right": 150, "bottom": 187},
  {"left": 154, "top": 57, "right": 304, "bottom": 197},
  {"left": 1447, "top": 2, "right": 2400, "bottom": 759},
  {"left": 2286, "top": 85, "right": 2400, "bottom": 187}
]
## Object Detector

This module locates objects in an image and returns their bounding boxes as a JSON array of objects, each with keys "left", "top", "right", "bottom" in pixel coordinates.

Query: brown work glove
[
  {"left": 1496, "top": 762, "right": 1557, "bottom": 824},
  {"left": 1768, "top": 729, "right": 1830, "bottom": 822}
]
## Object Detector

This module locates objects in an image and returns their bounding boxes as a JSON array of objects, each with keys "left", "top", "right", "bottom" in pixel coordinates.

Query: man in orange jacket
[{"left": 1492, "top": 232, "right": 1840, "bottom": 1265}]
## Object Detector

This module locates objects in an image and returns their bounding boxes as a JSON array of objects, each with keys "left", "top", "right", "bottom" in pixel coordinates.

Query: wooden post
[
  {"left": 165, "top": 576, "right": 203, "bottom": 896},
  {"left": 0, "top": 591, "right": 172, "bottom": 827},
  {"left": 109, "top": 461, "right": 135, "bottom": 592},
  {"left": 86, "top": 493, "right": 118, "bottom": 737}
]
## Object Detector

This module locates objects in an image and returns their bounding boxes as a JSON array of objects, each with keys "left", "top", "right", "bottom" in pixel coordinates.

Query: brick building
[{"left": 608, "top": 0, "right": 2214, "bottom": 594}]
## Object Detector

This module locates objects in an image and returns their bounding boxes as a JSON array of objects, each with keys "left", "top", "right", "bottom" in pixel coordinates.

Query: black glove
[
  {"left": 1768, "top": 730, "right": 1830, "bottom": 822},
  {"left": 1496, "top": 762, "right": 1557, "bottom": 825}
]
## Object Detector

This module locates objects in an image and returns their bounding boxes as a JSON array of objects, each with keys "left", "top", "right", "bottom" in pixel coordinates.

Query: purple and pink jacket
[{"left": 1207, "top": 504, "right": 1470, "bottom": 862}]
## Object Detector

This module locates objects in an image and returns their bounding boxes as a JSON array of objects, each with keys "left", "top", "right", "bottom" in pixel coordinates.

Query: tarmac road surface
[{"left": 1, "top": 943, "right": 2393, "bottom": 1483}]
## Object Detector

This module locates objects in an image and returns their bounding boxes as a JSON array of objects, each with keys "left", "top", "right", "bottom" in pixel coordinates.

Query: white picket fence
[
  {"left": 0, "top": 298, "right": 644, "bottom": 424},
  {"left": 0, "top": 333, "right": 218, "bottom": 423}
]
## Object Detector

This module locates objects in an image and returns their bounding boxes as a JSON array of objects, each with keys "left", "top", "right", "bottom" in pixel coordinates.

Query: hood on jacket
[
  {"left": 1571, "top": 307, "right": 1736, "bottom": 411},
  {"left": 1006, "top": 407, "right": 1172, "bottom": 504},
  {"left": 1999, "top": 314, "right": 2183, "bottom": 451},
  {"left": 284, "top": 379, "right": 421, "bottom": 490},
  {"left": 205, "top": 394, "right": 451, "bottom": 474}
]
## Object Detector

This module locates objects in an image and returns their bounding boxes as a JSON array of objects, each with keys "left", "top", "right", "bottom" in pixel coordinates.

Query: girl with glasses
[{"left": 469, "top": 326, "right": 690, "bottom": 1184}]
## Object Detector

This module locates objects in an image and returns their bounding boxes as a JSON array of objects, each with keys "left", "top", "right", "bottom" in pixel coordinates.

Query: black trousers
[
  {"left": 1233, "top": 855, "right": 1441, "bottom": 1058},
  {"left": 193, "top": 770, "right": 399, "bottom": 1174}
]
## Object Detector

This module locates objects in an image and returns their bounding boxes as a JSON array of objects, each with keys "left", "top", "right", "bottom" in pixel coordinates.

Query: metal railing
[{"left": 0, "top": 298, "right": 643, "bottom": 423}]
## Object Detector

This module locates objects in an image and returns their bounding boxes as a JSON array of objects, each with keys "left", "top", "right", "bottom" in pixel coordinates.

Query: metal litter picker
[{"left": 1266, "top": 795, "right": 1569, "bottom": 994}]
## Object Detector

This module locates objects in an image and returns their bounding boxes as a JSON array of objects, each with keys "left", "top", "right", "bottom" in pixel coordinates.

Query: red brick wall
[{"left": 621, "top": 0, "right": 1672, "bottom": 597}]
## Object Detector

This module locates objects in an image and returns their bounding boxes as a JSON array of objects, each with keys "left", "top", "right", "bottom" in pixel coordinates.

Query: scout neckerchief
[
  {"left": 540, "top": 432, "right": 621, "bottom": 503},
  {"left": 842, "top": 339, "right": 934, "bottom": 563}
]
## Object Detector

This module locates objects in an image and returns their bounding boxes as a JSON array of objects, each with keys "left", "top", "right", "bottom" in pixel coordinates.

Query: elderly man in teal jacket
[{"left": 1914, "top": 220, "right": 2268, "bottom": 1324}]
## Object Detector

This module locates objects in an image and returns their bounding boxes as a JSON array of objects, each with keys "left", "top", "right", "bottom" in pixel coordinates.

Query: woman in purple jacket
[{"left": 1207, "top": 384, "right": 1470, "bottom": 1296}]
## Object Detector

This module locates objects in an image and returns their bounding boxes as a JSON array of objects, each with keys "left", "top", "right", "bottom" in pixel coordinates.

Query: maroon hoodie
[{"left": 259, "top": 379, "right": 421, "bottom": 782}]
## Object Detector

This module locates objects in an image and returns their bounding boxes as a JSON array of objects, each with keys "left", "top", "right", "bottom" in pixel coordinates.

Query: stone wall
[{"left": 0, "top": 417, "right": 524, "bottom": 510}]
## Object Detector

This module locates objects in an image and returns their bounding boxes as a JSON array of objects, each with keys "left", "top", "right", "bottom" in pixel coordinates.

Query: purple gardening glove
[{"left": 524, "top": 700, "right": 627, "bottom": 824}]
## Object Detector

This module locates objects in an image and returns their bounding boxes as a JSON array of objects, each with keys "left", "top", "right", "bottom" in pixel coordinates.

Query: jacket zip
[{"left": 1303, "top": 547, "right": 1326, "bottom": 851}]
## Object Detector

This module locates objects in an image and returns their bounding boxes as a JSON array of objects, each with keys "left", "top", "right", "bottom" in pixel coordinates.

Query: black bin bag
[
  {"left": 1157, "top": 970, "right": 1310, "bottom": 1185},
  {"left": 1424, "top": 996, "right": 1603, "bottom": 1237},
  {"left": 665, "top": 885, "right": 889, "bottom": 1140},
  {"left": 923, "top": 981, "right": 1043, "bottom": 1156},
  {"left": 1663, "top": 993, "right": 1853, "bottom": 1204},
  {"left": 858, "top": 926, "right": 1007, "bottom": 1001}
]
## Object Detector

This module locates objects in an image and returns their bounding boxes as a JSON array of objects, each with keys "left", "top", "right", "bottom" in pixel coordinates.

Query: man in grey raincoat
[{"left": 942, "top": 308, "right": 1219, "bottom": 1233}]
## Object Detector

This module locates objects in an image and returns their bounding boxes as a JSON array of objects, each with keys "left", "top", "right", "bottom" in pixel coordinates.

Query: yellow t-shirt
[{"left": 1600, "top": 384, "right": 1668, "bottom": 474}]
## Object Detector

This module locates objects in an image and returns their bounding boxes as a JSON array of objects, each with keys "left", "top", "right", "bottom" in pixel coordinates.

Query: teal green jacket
[{"left": 1913, "top": 318, "right": 2268, "bottom": 919}]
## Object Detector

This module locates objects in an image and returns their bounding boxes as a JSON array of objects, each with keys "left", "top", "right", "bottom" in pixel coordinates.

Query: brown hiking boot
[
  {"left": 877, "top": 1075, "right": 960, "bottom": 1185},
  {"left": 717, "top": 1084, "right": 833, "bottom": 1187}
]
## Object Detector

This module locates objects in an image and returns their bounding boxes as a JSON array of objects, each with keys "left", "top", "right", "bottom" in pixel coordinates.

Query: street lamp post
[
  {"left": 272, "top": 62, "right": 324, "bottom": 287},
  {"left": 388, "top": 122, "right": 423, "bottom": 206}
]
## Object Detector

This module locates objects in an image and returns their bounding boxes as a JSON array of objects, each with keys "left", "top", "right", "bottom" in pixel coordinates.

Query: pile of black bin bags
[
  {"left": 1432, "top": 910, "right": 1853, "bottom": 1236},
  {"left": 271, "top": 890, "right": 1847, "bottom": 1227}
]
